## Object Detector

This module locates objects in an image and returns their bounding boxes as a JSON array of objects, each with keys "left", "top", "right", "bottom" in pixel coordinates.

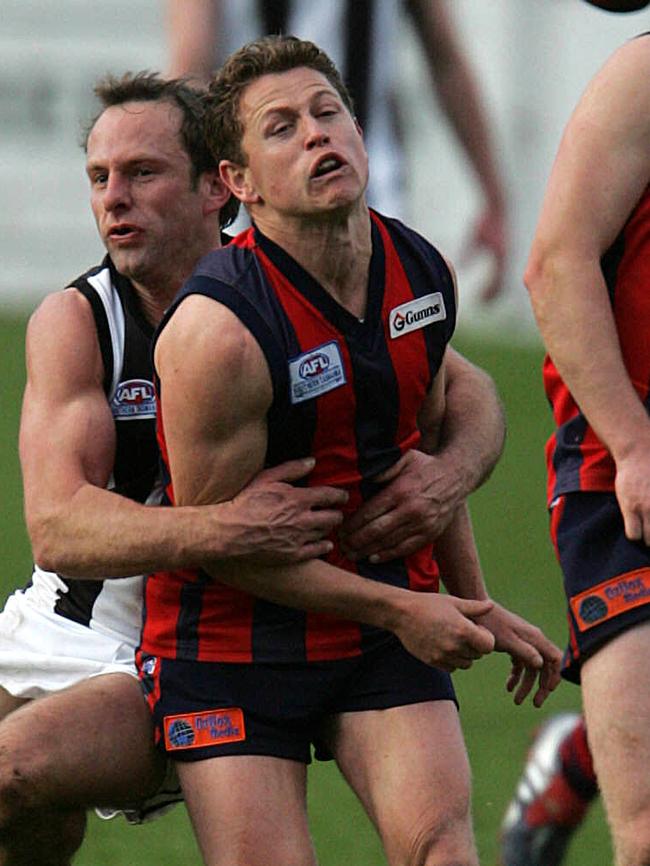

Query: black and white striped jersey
[{"left": 28, "top": 256, "right": 161, "bottom": 647}]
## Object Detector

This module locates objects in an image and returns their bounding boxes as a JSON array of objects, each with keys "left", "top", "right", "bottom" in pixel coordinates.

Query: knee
[
  {"left": 0, "top": 747, "right": 86, "bottom": 864},
  {"left": 403, "top": 806, "right": 477, "bottom": 866},
  {"left": 614, "top": 815, "right": 650, "bottom": 866}
]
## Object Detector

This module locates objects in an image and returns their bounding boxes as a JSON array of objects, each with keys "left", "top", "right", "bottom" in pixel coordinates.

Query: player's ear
[
  {"left": 219, "top": 160, "right": 261, "bottom": 205},
  {"left": 200, "top": 169, "right": 231, "bottom": 217}
]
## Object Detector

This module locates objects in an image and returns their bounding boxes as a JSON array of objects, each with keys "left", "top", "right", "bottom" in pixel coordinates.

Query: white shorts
[
  {"left": 0, "top": 586, "right": 182, "bottom": 823},
  {"left": 0, "top": 586, "right": 136, "bottom": 698}
]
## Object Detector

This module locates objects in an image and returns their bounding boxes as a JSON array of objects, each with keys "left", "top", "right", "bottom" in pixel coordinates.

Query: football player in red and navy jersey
[
  {"left": 149, "top": 35, "right": 560, "bottom": 866},
  {"left": 0, "top": 69, "right": 530, "bottom": 866},
  {"left": 500, "top": 32, "right": 650, "bottom": 866}
]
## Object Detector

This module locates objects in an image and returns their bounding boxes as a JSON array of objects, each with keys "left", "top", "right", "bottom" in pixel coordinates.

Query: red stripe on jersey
[
  {"left": 141, "top": 572, "right": 185, "bottom": 658},
  {"left": 194, "top": 584, "right": 255, "bottom": 662},
  {"left": 141, "top": 572, "right": 256, "bottom": 662}
]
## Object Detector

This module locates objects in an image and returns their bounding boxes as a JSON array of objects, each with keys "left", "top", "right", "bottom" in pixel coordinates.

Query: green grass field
[{"left": 0, "top": 312, "right": 609, "bottom": 865}]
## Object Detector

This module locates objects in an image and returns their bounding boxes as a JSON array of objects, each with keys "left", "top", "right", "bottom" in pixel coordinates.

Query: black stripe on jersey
[
  {"left": 551, "top": 414, "right": 588, "bottom": 501},
  {"left": 252, "top": 601, "right": 308, "bottom": 662},
  {"left": 72, "top": 273, "right": 113, "bottom": 396},
  {"left": 54, "top": 579, "right": 103, "bottom": 627},
  {"left": 109, "top": 259, "right": 155, "bottom": 342},
  {"left": 601, "top": 230, "right": 626, "bottom": 307},
  {"left": 175, "top": 580, "right": 206, "bottom": 659},
  {"left": 258, "top": 0, "right": 290, "bottom": 35},
  {"left": 344, "top": 0, "right": 374, "bottom": 131}
]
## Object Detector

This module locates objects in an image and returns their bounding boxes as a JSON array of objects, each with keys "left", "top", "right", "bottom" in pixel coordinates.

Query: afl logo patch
[
  {"left": 289, "top": 341, "right": 346, "bottom": 404},
  {"left": 389, "top": 292, "right": 446, "bottom": 339},
  {"left": 111, "top": 378, "right": 156, "bottom": 420}
]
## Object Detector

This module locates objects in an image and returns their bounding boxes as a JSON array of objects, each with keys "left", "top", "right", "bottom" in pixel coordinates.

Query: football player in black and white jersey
[{"left": 0, "top": 71, "right": 507, "bottom": 865}]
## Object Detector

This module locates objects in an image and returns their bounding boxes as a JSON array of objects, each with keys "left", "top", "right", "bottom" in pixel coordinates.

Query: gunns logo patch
[
  {"left": 111, "top": 378, "right": 156, "bottom": 420},
  {"left": 389, "top": 292, "right": 446, "bottom": 339},
  {"left": 289, "top": 341, "right": 346, "bottom": 404}
]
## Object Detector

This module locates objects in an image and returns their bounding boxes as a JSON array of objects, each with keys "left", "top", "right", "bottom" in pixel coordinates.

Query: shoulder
[
  {"left": 155, "top": 292, "right": 261, "bottom": 378},
  {"left": 374, "top": 211, "right": 456, "bottom": 293}
]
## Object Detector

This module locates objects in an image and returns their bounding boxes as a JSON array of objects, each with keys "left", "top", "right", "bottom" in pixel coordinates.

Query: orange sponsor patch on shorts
[
  {"left": 163, "top": 708, "right": 246, "bottom": 752},
  {"left": 570, "top": 567, "right": 650, "bottom": 633}
]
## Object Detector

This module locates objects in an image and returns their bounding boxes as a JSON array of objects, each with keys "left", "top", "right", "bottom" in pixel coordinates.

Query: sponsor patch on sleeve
[
  {"left": 288, "top": 340, "right": 346, "bottom": 404},
  {"left": 570, "top": 567, "right": 650, "bottom": 632},
  {"left": 163, "top": 708, "right": 246, "bottom": 752},
  {"left": 389, "top": 292, "right": 446, "bottom": 339}
]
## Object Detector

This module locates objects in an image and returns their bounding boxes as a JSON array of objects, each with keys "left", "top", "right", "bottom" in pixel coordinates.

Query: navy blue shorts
[
  {"left": 138, "top": 636, "right": 456, "bottom": 763},
  {"left": 551, "top": 491, "right": 650, "bottom": 683}
]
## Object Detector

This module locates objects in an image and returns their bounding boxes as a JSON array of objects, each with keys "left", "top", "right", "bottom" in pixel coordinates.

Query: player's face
[
  {"left": 226, "top": 67, "right": 369, "bottom": 220},
  {"left": 86, "top": 101, "right": 216, "bottom": 293}
]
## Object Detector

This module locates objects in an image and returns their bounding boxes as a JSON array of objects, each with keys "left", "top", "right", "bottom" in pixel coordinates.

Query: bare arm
[
  {"left": 21, "top": 289, "right": 345, "bottom": 578},
  {"left": 407, "top": 0, "right": 507, "bottom": 301},
  {"left": 156, "top": 294, "right": 496, "bottom": 671},
  {"left": 166, "top": 0, "right": 221, "bottom": 80},
  {"left": 525, "top": 36, "right": 650, "bottom": 542}
]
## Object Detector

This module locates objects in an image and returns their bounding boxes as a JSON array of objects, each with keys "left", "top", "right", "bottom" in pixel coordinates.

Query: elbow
[
  {"left": 523, "top": 246, "right": 556, "bottom": 326},
  {"left": 27, "top": 511, "right": 70, "bottom": 574}
]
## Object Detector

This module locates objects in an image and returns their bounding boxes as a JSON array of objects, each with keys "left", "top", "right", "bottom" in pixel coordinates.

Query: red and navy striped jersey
[
  {"left": 142, "top": 211, "right": 456, "bottom": 663},
  {"left": 545, "top": 184, "right": 650, "bottom": 504}
]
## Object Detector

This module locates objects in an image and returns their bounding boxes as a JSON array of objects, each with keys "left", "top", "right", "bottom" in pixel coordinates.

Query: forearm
[
  {"left": 209, "top": 555, "right": 414, "bottom": 633},
  {"left": 527, "top": 251, "right": 650, "bottom": 462},
  {"left": 434, "top": 502, "right": 489, "bottom": 601},
  {"left": 29, "top": 485, "right": 229, "bottom": 579},
  {"left": 166, "top": 0, "right": 219, "bottom": 79},
  {"left": 410, "top": 0, "right": 505, "bottom": 210},
  {"left": 433, "top": 354, "right": 505, "bottom": 495}
]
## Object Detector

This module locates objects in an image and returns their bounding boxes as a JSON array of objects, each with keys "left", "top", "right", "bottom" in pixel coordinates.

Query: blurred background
[{"left": 1, "top": 0, "right": 648, "bottom": 863}]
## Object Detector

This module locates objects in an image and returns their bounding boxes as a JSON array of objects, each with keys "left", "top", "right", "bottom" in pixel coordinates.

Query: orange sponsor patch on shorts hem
[
  {"left": 163, "top": 708, "right": 246, "bottom": 751},
  {"left": 570, "top": 567, "right": 650, "bottom": 633}
]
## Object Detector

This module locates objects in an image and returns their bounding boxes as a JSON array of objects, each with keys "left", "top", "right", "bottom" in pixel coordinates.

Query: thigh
[
  {"left": 0, "top": 672, "right": 165, "bottom": 807},
  {"left": 327, "top": 701, "right": 478, "bottom": 866},
  {"left": 582, "top": 621, "right": 650, "bottom": 861},
  {"left": 178, "top": 755, "right": 315, "bottom": 866}
]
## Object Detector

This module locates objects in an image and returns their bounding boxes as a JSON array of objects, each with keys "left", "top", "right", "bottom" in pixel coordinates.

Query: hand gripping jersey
[
  {"left": 26, "top": 256, "right": 161, "bottom": 647},
  {"left": 544, "top": 184, "right": 650, "bottom": 505},
  {"left": 143, "top": 211, "right": 456, "bottom": 664}
]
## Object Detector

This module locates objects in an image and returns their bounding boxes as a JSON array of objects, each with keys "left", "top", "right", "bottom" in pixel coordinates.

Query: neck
[
  {"left": 130, "top": 238, "right": 222, "bottom": 327},
  {"left": 254, "top": 202, "right": 373, "bottom": 313}
]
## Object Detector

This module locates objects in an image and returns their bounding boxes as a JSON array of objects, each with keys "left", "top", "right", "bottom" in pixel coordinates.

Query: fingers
[
  {"left": 339, "top": 492, "right": 393, "bottom": 536},
  {"left": 512, "top": 666, "right": 538, "bottom": 706},
  {"left": 621, "top": 507, "right": 643, "bottom": 542},
  {"left": 291, "top": 539, "right": 335, "bottom": 561},
  {"left": 456, "top": 597, "right": 494, "bottom": 620},
  {"left": 255, "top": 457, "right": 316, "bottom": 484},
  {"left": 302, "top": 485, "right": 349, "bottom": 509}
]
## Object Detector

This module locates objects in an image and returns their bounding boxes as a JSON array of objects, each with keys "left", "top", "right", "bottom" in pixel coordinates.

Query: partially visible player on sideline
[
  {"left": 0, "top": 72, "right": 510, "bottom": 866},
  {"left": 146, "top": 35, "right": 561, "bottom": 866},
  {"left": 500, "top": 3, "right": 649, "bottom": 865},
  {"left": 499, "top": 28, "right": 650, "bottom": 866}
]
